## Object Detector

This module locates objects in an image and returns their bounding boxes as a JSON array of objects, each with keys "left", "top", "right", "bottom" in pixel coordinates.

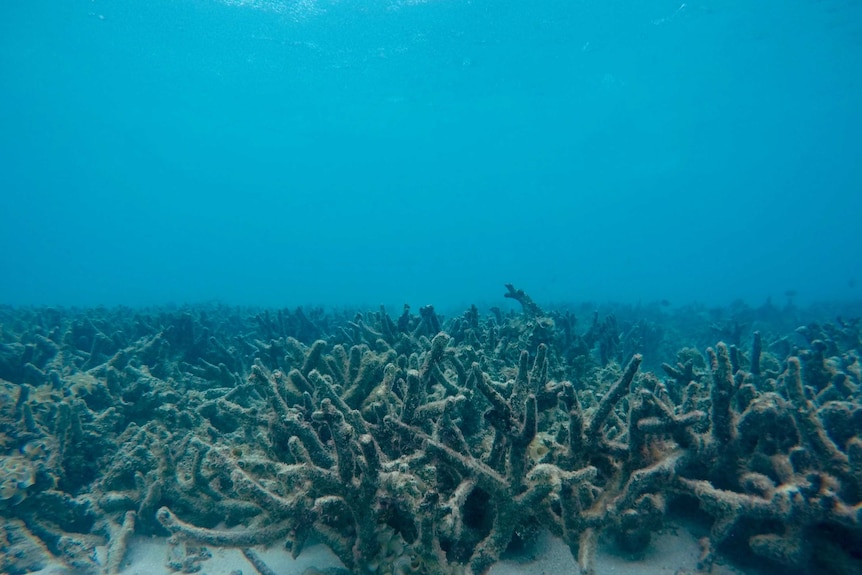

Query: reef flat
[{"left": 1, "top": 287, "right": 860, "bottom": 575}]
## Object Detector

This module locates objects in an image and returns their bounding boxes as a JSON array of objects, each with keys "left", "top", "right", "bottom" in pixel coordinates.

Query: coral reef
[{"left": 0, "top": 291, "right": 860, "bottom": 575}]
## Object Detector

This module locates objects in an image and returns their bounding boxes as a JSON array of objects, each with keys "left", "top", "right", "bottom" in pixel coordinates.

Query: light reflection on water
[{"left": 217, "top": 0, "right": 323, "bottom": 19}]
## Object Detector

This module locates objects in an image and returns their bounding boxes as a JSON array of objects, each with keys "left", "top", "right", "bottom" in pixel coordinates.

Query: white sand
[
  {"left": 118, "top": 536, "right": 345, "bottom": 575},
  {"left": 28, "top": 522, "right": 748, "bottom": 575},
  {"left": 120, "top": 525, "right": 746, "bottom": 575},
  {"left": 491, "top": 523, "right": 746, "bottom": 575}
]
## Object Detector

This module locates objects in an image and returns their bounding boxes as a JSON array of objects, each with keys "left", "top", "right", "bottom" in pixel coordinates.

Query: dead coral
[{"left": 0, "top": 297, "right": 860, "bottom": 575}]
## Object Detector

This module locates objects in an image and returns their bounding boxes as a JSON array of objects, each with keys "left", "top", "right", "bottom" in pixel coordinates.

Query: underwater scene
[{"left": 1, "top": 0, "right": 862, "bottom": 574}]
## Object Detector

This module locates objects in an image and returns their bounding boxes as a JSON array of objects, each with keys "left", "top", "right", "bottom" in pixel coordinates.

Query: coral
[
  {"left": 0, "top": 293, "right": 860, "bottom": 575},
  {"left": 1, "top": 519, "right": 53, "bottom": 575},
  {"left": 0, "top": 454, "right": 36, "bottom": 504},
  {"left": 503, "top": 284, "right": 545, "bottom": 319},
  {"left": 668, "top": 341, "right": 862, "bottom": 573}
]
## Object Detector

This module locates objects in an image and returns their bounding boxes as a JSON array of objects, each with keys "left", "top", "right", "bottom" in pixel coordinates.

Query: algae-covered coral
[{"left": 0, "top": 291, "right": 860, "bottom": 575}]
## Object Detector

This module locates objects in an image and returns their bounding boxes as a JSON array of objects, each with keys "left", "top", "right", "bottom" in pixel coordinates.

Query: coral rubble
[{"left": 0, "top": 292, "right": 860, "bottom": 575}]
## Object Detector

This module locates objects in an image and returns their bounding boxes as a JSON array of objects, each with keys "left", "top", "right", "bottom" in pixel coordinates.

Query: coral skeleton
[{"left": 0, "top": 290, "right": 860, "bottom": 574}]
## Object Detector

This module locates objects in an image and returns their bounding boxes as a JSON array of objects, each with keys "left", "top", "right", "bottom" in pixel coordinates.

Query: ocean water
[{"left": 1, "top": 0, "right": 861, "bottom": 310}]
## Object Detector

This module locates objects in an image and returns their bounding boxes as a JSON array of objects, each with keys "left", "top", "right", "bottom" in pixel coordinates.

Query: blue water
[{"left": 1, "top": 0, "right": 860, "bottom": 309}]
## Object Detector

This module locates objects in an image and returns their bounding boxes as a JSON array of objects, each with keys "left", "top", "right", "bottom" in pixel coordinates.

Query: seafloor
[{"left": 1, "top": 286, "right": 860, "bottom": 575}]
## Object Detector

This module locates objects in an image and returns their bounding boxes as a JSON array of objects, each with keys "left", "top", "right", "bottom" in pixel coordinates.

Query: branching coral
[{"left": 0, "top": 293, "right": 860, "bottom": 575}]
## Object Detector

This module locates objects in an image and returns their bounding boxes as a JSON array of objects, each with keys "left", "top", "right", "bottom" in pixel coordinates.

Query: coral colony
[{"left": 1, "top": 285, "right": 860, "bottom": 575}]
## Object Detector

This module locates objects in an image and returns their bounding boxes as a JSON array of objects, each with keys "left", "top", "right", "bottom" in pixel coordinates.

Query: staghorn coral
[
  {"left": 0, "top": 293, "right": 859, "bottom": 575},
  {"left": 667, "top": 342, "right": 862, "bottom": 573}
]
